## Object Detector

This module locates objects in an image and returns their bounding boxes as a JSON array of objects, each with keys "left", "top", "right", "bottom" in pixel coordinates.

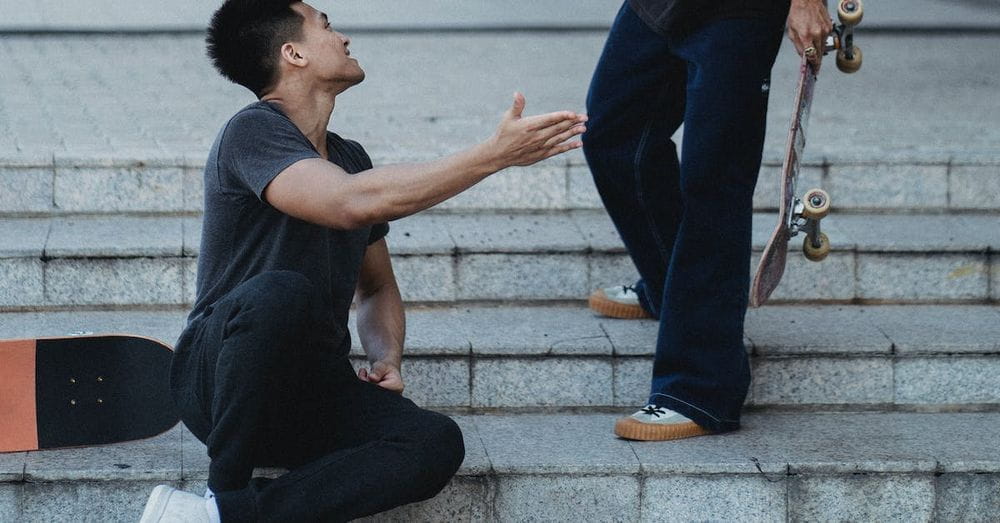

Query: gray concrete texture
[
  {"left": 2, "top": 304, "right": 999, "bottom": 409},
  {"left": 0, "top": 0, "right": 997, "bottom": 32},
  {"left": 5, "top": 161, "right": 1000, "bottom": 216},
  {"left": 1, "top": 413, "right": 999, "bottom": 522},
  {"left": 0, "top": 28, "right": 998, "bottom": 170},
  {"left": 3, "top": 212, "right": 1000, "bottom": 308}
]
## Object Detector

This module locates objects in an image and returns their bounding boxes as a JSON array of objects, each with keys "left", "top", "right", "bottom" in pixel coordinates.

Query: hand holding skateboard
[{"left": 749, "top": 0, "right": 863, "bottom": 308}]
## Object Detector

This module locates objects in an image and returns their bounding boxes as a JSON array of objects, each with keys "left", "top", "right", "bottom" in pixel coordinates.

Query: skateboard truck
[
  {"left": 789, "top": 188, "right": 832, "bottom": 261},
  {"left": 826, "top": 0, "right": 864, "bottom": 73}
]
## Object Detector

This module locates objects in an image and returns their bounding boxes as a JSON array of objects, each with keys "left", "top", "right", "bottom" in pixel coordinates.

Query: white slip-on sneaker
[
  {"left": 614, "top": 405, "right": 713, "bottom": 441},
  {"left": 139, "top": 485, "right": 212, "bottom": 523},
  {"left": 588, "top": 285, "right": 653, "bottom": 319}
]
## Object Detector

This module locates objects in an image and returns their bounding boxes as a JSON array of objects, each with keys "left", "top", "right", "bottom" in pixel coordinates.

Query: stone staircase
[
  {"left": 4, "top": 172, "right": 1000, "bottom": 522},
  {"left": 2, "top": 17, "right": 1000, "bottom": 523}
]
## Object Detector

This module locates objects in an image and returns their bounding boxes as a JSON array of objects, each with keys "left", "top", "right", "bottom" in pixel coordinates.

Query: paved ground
[
  {"left": 1, "top": 32, "right": 998, "bottom": 164},
  {"left": 2, "top": 412, "right": 999, "bottom": 521},
  {"left": 1, "top": 0, "right": 998, "bottom": 31}
]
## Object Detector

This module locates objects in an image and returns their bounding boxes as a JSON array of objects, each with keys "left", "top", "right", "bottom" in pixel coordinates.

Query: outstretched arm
[
  {"left": 264, "top": 93, "right": 587, "bottom": 230},
  {"left": 354, "top": 238, "right": 405, "bottom": 393}
]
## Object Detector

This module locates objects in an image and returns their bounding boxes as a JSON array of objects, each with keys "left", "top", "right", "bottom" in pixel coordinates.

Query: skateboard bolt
[
  {"left": 844, "top": 1, "right": 857, "bottom": 11},
  {"left": 69, "top": 378, "right": 76, "bottom": 384},
  {"left": 810, "top": 195, "right": 825, "bottom": 206},
  {"left": 97, "top": 376, "right": 104, "bottom": 382},
  {"left": 97, "top": 399, "right": 103, "bottom": 404},
  {"left": 70, "top": 400, "right": 77, "bottom": 406}
]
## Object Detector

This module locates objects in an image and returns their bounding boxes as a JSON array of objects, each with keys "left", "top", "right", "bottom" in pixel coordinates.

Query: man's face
[{"left": 290, "top": 2, "right": 365, "bottom": 86}]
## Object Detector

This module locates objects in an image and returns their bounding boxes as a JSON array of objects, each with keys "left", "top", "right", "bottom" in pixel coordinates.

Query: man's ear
[{"left": 280, "top": 42, "right": 307, "bottom": 67}]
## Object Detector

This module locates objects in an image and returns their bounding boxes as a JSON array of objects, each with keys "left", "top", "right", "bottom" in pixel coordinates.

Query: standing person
[
  {"left": 140, "top": 1, "right": 587, "bottom": 521},
  {"left": 583, "top": 0, "right": 832, "bottom": 441}
]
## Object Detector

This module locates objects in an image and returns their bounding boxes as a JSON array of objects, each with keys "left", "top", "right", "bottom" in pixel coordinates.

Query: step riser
[
  {"left": 4, "top": 305, "right": 997, "bottom": 409},
  {"left": 2, "top": 472, "right": 995, "bottom": 522},
  {"left": 3, "top": 161, "right": 999, "bottom": 216},
  {"left": 351, "top": 355, "right": 1000, "bottom": 410},
  {"left": 1, "top": 251, "right": 996, "bottom": 309}
]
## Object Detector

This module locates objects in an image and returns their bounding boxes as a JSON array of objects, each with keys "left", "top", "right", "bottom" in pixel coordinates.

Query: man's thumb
[{"left": 507, "top": 92, "right": 526, "bottom": 119}]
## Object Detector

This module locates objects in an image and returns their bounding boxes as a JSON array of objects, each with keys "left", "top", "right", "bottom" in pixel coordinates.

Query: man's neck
[{"left": 261, "top": 89, "right": 337, "bottom": 159}]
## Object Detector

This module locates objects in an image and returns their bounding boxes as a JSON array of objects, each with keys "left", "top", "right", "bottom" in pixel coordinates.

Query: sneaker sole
[
  {"left": 139, "top": 485, "right": 174, "bottom": 523},
  {"left": 588, "top": 290, "right": 652, "bottom": 320},
  {"left": 614, "top": 417, "right": 713, "bottom": 441}
]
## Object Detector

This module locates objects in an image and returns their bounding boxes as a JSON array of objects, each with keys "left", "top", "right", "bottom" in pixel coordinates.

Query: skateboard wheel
[
  {"left": 801, "top": 189, "right": 831, "bottom": 220},
  {"left": 836, "top": 45, "right": 863, "bottom": 73},
  {"left": 803, "top": 232, "right": 831, "bottom": 262},
  {"left": 838, "top": 0, "right": 864, "bottom": 26}
]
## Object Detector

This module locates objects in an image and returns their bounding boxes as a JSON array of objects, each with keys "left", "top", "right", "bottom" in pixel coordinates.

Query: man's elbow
[{"left": 326, "top": 195, "right": 385, "bottom": 230}]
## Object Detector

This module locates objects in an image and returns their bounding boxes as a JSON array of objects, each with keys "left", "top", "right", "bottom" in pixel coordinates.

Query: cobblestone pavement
[{"left": 1, "top": 31, "right": 998, "bottom": 164}]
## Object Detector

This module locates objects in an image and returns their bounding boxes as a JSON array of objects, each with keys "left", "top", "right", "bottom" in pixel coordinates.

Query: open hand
[
  {"left": 358, "top": 360, "right": 404, "bottom": 394},
  {"left": 787, "top": 0, "right": 834, "bottom": 71},
  {"left": 488, "top": 92, "right": 587, "bottom": 168}
]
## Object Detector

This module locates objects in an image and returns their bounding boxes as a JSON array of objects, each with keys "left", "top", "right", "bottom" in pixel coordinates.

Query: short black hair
[{"left": 206, "top": 0, "right": 305, "bottom": 98}]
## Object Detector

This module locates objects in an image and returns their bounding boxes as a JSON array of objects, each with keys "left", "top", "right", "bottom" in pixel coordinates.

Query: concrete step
[
  {"left": 3, "top": 304, "right": 999, "bottom": 410},
  {"left": 1, "top": 212, "right": 998, "bottom": 309},
  {"left": 1, "top": 32, "right": 999, "bottom": 212},
  {"left": 4, "top": 154, "right": 998, "bottom": 216},
  {"left": 1, "top": 412, "right": 998, "bottom": 521}
]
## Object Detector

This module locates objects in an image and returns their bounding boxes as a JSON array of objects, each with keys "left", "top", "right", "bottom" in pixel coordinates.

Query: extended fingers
[
  {"left": 543, "top": 122, "right": 587, "bottom": 148},
  {"left": 543, "top": 140, "right": 583, "bottom": 159},
  {"left": 537, "top": 115, "right": 586, "bottom": 141},
  {"left": 522, "top": 110, "right": 586, "bottom": 131}
]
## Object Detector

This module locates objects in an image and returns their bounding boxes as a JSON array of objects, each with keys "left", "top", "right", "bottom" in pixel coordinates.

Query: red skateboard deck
[{"left": 0, "top": 334, "right": 179, "bottom": 453}]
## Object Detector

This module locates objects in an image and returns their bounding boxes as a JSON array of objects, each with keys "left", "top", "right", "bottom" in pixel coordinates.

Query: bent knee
[
  {"left": 412, "top": 413, "right": 465, "bottom": 497},
  {"left": 436, "top": 416, "right": 465, "bottom": 473}
]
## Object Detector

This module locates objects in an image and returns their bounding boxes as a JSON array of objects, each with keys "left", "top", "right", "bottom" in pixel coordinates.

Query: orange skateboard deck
[
  {"left": 749, "top": 0, "right": 862, "bottom": 307},
  {"left": 0, "top": 334, "right": 179, "bottom": 453}
]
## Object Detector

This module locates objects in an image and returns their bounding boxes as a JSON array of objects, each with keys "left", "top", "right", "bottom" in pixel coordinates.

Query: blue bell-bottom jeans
[{"left": 583, "top": 3, "right": 786, "bottom": 432}]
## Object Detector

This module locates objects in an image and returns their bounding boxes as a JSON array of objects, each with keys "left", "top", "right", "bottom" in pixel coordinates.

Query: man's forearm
[
  {"left": 350, "top": 140, "right": 500, "bottom": 226},
  {"left": 356, "top": 282, "right": 405, "bottom": 368},
  {"left": 264, "top": 95, "right": 585, "bottom": 231}
]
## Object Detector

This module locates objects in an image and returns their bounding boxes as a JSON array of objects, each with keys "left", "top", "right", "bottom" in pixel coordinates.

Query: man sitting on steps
[{"left": 139, "top": 1, "right": 586, "bottom": 521}]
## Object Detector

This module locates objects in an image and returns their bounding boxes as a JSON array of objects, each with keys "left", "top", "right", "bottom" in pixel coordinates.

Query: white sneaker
[
  {"left": 588, "top": 285, "right": 653, "bottom": 319},
  {"left": 613, "top": 405, "right": 713, "bottom": 441},
  {"left": 139, "top": 485, "right": 212, "bottom": 523}
]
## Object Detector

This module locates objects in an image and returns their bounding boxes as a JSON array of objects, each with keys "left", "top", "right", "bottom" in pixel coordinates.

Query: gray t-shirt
[{"left": 191, "top": 101, "right": 388, "bottom": 355}]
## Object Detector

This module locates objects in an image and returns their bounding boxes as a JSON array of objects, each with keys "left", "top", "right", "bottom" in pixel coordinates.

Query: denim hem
[
  {"left": 634, "top": 280, "right": 659, "bottom": 318},
  {"left": 648, "top": 393, "right": 741, "bottom": 433}
]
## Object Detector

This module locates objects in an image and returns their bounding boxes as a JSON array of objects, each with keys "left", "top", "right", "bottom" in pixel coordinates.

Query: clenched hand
[{"left": 358, "top": 360, "right": 404, "bottom": 394}]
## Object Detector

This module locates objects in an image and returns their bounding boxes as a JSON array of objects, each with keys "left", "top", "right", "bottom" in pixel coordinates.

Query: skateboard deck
[
  {"left": 750, "top": 57, "right": 820, "bottom": 308},
  {"left": 0, "top": 334, "right": 179, "bottom": 453},
  {"left": 749, "top": 0, "right": 862, "bottom": 307}
]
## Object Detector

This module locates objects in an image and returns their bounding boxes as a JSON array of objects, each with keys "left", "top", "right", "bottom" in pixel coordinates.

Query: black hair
[{"left": 206, "top": 0, "right": 305, "bottom": 98}]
